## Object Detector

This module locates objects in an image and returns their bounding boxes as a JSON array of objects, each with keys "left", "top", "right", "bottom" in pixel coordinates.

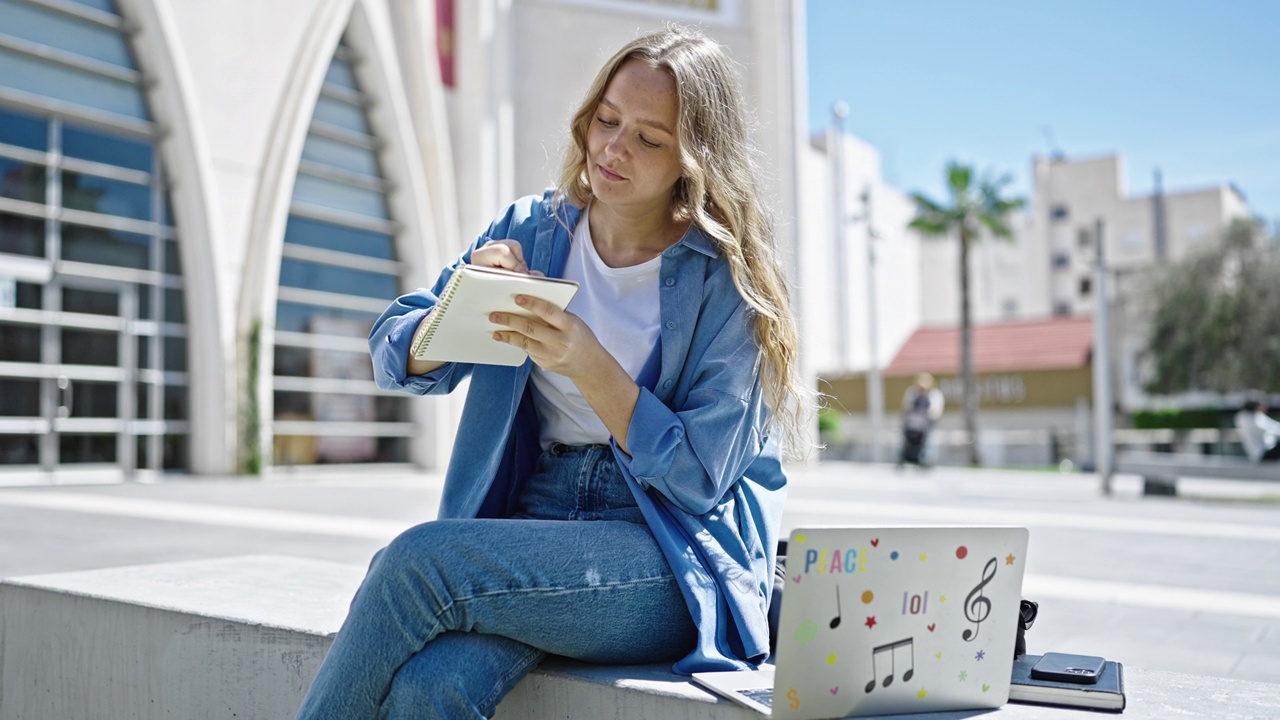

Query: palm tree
[{"left": 909, "top": 162, "right": 1024, "bottom": 466}]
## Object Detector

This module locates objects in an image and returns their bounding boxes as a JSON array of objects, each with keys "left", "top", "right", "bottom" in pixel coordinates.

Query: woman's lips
[{"left": 597, "top": 164, "right": 625, "bottom": 182}]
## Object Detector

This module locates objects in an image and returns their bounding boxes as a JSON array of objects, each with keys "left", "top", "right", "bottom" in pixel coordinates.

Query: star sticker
[
  {"left": 959, "top": 670, "right": 968, "bottom": 682},
  {"left": 939, "top": 595, "right": 946, "bottom": 603},
  {"left": 917, "top": 688, "right": 928, "bottom": 699},
  {"left": 975, "top": 650, "right": 986, "bottom": 661},
  {"left": 1006, "top": 553, "right": 1016, "bottom": 565},
  {"left": 865, "top": 616, "right": 877, "bottom": 629}
]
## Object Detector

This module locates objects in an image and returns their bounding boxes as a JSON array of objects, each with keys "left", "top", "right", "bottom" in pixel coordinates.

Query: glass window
[
  {"left": 276, "top": 301, "right": 377, "bottom": 334},
  {"left": 68, "top": 380, "right": 117, "bottom": 417},
  {"left": 135, "top": 435, "right": 151, "bottom": 467},
  {"left": 163, "top": 239, "right": 181, "bottom": 274},
  {"left": 62, "top": 286, "right": 119, "bottom": 316},
  {"left": 62, "top": 222, "right": 150, "bottom": 269},
  {"left": 163, "top": 287, "right": 184, "bottom": 323},
  {"left": 284, "top": 215, "right": 393, "bottom": 259},
  {"left": 62, "top": 171, "right": 151, "bottom": 220},
  {"left": 0, "top": 379, "right": 40, "bottom": 416},
  {"left": 278, "top": 258, "right": 398, "bottom": 299},
  {"left": 273, "top": 390, "right": 311, "bottom": 418},
  {"left": 0, "top": 46, "right": 146, "bottom": 119},
  {"left": 376, "top": 437, "right": 408, "bottom": 463},
  {"left": 163, "top": 335, "right": 186, "bottom": 371},
  {"left": 135, "top": 336, "right": 150, "bottom": 369},
  {"left": 274, "top": 36, "right": 410, "bottom": 468},
  {"left": 0, "top": 158, "right": 47, "bottom": 203},
  {"left": 0, "top": 323, "right": 40, "bottom": 362},
  {"left": 0, "top": 106, "right": 48, "bottom": 150},
  {"left": 292, "top": 174, "right": 387, "bottom": 219},
  {"left": 301, "top": 133, "right": 379, "bottom": 178},
  {"left": 59, "top": 433, "right": 116, "bottom": 463},
  {"left": 0, "top": 434, "right": 38, "bottom": 464},
  {"left": 163, "top": 383, "right": 186, "bottom": 419},
  {"left": 64, "top": 124, "right": 152, "bottom": 171},
  {"left": 324, "top": 58, "right": 357, "bottom": 90},
  {"left": 65, "top": 0, "right": 118, "bottom": 15},
  {"left": 162, "top": 433, "right": 187, "bottom": 469},
  {"left": 137, "top": 283, "right": 153, "bottom": 319},
  {"left": 15, "top": 281, "right": 42, "bottom": 309},
  {"left": 375, "top": 395, "right": 408, "bottom": 423},
  {"left": 62, "top": 328, "right": 118, "bottom": 366},
  {"left": 273, "top": 346, "right": 310, "bottom": 377},
  {"left": 312, "top": 96, "right": 369, "bottom": 135},
  {"left": 0, "top": 212, "right": 45, "bottom": 257},
  {"left": 0, "top": 0, "right": 134, "bottom": 68}
]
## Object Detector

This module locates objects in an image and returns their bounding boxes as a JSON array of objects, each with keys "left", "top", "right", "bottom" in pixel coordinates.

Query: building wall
[
  {"left": 800, "top": 131, "right": 923, "bottom": 376},
  {"left": 0, "top": 0, "right": 801, "bottom": 482}
]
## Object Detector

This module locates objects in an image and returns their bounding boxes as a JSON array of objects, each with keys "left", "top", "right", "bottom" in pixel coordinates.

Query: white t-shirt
[{"left": 529, "top": 207, "right": 662, "bottom": 449}]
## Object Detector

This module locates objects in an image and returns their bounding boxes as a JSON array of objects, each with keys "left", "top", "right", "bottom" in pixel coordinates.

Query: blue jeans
[{"left": 295, "top": 444, "right": 697, "bottom": 720}]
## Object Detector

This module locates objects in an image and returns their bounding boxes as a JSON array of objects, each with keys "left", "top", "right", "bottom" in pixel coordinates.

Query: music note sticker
[
  {"left": 962, "top": 558, "right": 998, "bottom": 642},
  {"left": 831, "top": 586, "right": 842, "bottom": 628},
  {"left": 864, "top": 637, "right": 915, "bottom": 693}
]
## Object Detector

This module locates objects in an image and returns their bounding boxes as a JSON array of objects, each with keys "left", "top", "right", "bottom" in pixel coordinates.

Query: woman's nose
[{"left": 604, "top": 130, "right": 628, "bottom": 158}]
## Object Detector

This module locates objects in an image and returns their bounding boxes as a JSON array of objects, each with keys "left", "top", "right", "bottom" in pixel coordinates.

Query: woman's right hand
[{"left": 469, "top": 239, "right": 543, "bottom": 276}]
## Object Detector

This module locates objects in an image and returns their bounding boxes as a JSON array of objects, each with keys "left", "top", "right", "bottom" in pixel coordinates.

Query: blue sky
[{"left": 805, "top": 0, "right": 1280, "bottom": 228}]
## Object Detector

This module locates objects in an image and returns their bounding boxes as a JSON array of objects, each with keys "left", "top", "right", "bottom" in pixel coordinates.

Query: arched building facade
[{"left": 0, "top": 0, "right": 803, "bottom": 482}]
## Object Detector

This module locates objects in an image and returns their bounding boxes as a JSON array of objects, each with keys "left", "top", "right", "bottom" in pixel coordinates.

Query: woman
[{"left": 296, "top": 25, "right": 810, "bottom": 719}]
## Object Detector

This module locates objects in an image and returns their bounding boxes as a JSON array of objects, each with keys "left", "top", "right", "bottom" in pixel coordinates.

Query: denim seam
[
  {"left": 477, "top": 644, "right": 545, "bottom": 714},
  {"left": 451, "top": 574, "right": 676, "bottom": 607}
]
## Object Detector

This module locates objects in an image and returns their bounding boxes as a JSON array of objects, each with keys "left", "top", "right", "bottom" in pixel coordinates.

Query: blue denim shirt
[{"left": 369, "top": 190, "right": 786, "bottom": 672}]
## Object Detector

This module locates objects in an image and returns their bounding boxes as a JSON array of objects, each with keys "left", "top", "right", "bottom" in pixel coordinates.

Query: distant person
[
  {"left": 899, "top": 372, "right": 944, "bottom": 466},
  {"left": 1235, "top": 391, "right": 1280, "bottom": 462}
]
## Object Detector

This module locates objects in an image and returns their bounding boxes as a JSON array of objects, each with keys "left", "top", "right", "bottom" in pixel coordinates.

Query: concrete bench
[
  {"left": 1116, "top": 450, "right": 1280, "bottom": 495},
  {"left": 3, "top": 555, "right": 1278, "bottom": 719}
]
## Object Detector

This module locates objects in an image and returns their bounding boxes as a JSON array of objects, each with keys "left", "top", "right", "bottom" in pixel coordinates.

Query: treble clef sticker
[{"left": 962, "top": 557, "right": 997, "bottom": 641}]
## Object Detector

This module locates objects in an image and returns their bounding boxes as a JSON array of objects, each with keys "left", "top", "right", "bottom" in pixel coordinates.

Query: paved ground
[{"left": 1, "top": 461, "right": 1277, "bottom": 685}]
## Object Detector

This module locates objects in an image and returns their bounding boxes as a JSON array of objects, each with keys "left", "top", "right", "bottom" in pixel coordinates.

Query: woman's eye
[
  {"left": 596, "top": 116, "right": 618, "bottom": 127},
  {"left": 639, "top": 135, "right": 661, "bottom": 149}
]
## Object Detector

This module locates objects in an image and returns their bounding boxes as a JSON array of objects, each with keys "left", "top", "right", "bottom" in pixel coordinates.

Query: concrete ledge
[
  {"left": 0, "top": 556, "right": 364, "bottom": 720},
  {"left": 3, "top": 555, "right": 1278, "bottom": 719}
]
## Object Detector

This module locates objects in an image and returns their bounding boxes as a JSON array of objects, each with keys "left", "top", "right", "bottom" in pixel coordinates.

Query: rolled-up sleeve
[{"left": 367, "top": 196, "right": 542, "bottom": 396}]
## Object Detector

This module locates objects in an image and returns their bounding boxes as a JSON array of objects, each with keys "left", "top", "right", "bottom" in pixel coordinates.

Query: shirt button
[
  {"left": 665, "top": 321, "right": 676, "bottom": 330},
  {"left": 663, "top": 379, "right": 673, "bottom": 389},
  {"left": 665, "top": 277, "right": 675, "bottom": 287}
]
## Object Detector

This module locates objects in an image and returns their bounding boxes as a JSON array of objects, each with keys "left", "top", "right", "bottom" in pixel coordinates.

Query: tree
[
  {"left": 1142, "top": 218, "right": 1280, "bottom": 394},
  {"left": 909, "top": 162, "right": 1025, "bottom": 466}
]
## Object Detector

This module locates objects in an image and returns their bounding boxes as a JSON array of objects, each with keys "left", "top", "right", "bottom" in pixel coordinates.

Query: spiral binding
[{"left": 411, "top": 269, "right": 464, "bottom": 359}]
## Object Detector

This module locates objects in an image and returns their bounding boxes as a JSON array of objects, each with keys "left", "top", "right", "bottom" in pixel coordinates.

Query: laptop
[{"left": 694, "top": 526, "right": 1029, "bottom": 719}]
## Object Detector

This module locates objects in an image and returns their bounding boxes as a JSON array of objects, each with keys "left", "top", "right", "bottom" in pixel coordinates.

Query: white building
[{"left": 0, "top": 0, "right": 805, "bottom": 483}]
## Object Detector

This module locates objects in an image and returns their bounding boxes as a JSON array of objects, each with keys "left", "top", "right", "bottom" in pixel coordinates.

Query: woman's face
[{"left": 586, "top": 58, "right": 683, "bottom": 216}]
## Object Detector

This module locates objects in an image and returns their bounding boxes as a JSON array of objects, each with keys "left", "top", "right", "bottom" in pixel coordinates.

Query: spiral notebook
[
  {"left": 694, "top": 525, "right": 1029, "bottom": 719},
  {"left": 410, "top": 265, "right": 579, "bottom": 366}
]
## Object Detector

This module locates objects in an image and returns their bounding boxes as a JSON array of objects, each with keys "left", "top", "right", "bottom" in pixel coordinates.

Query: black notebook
[
  {"left": 1009, "top": 654, "right": 1126, "bottom": 712},
  {"left": 410, "top": 265, "right": 579, "bottom": 366}
]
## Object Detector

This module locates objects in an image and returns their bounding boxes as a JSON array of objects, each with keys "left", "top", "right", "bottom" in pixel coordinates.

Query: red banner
[{"left": 436, "top": 0, "right": 455, "bottom": 88}]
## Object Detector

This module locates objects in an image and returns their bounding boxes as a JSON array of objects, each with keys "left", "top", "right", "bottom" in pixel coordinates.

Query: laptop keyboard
[{"left": 739, "top": 687, "right": 775, "bottom": 708}]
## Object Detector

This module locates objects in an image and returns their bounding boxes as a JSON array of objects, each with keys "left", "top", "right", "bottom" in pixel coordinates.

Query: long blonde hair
[{"left": 556, "top": 26, "right": 812, "bottom": 455}]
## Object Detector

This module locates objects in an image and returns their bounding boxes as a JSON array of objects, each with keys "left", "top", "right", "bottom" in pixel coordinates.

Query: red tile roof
[{"left": 884, "top": 317, "right": 1093, "bottom": 376}]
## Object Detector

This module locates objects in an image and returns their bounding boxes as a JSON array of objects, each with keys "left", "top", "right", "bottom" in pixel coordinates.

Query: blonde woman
[{"left": 297, "top": 26, "right": 809, "bottom": 719}]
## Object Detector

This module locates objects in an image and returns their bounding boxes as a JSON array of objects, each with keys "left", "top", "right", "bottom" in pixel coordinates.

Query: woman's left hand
[
  {"left": 489, "top": 295, "right": 602, "bottom": 379},
  {"left": 491, "top": 294, "right": 641, "bottom": 453}
]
